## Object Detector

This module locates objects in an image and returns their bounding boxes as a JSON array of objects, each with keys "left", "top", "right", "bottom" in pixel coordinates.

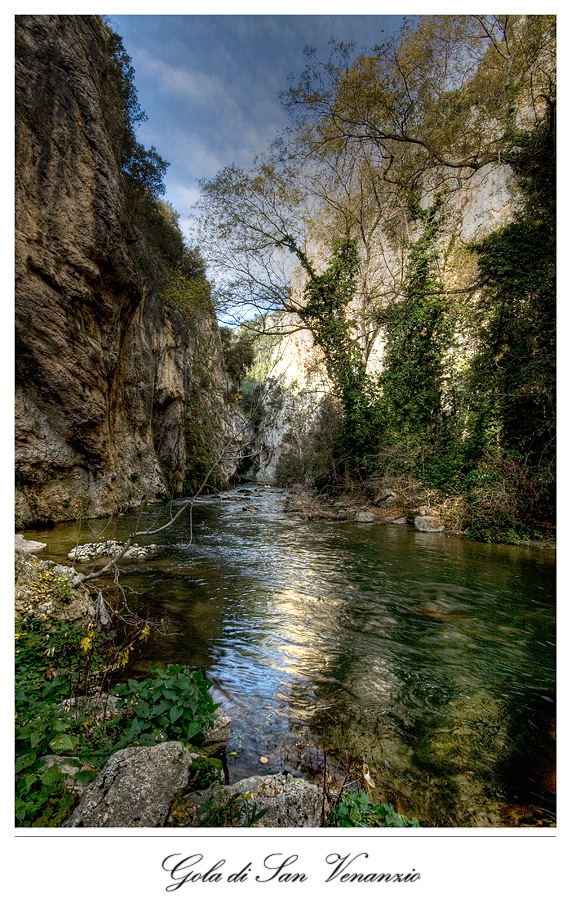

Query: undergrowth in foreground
[
  {"left": 15, "top": 617, "right": 217, "bottom": 826},
  {"left": 329, "top": 789, "right": 420, "bottom": 828},
  {"left": 16, "top": 617, "right": 421, "bottom": 828}
]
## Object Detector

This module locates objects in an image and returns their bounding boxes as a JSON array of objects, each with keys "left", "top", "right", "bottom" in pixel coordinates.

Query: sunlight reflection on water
[{"left": 27, "top": 484, "right": 556, "bottom": 825}]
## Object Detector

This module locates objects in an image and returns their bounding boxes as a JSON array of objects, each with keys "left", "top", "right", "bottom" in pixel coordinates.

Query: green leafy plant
[
  {"left": 113, "top": 664, "right": 219, "bottom": 748},
  {"left": 196, "top": 789, "right": 269, "bottom": 827},
  {"left": 15, "top": 625, "right": 94, "bottom": 825},
  {"left": 16, "top": 620, "right": 221, "bottom": 826},
  {"left": 329, "top": 789, "right": 419, "bottom": 828}
]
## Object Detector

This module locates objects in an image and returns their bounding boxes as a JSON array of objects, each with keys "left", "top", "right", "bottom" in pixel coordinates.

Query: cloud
[{"left": 112, "top": 14, "right": 406, "bottom": 221}]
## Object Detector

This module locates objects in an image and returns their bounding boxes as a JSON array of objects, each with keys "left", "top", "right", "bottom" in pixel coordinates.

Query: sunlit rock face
[
  {"left": 15, "top": 15, "right": 232, "bottom": 526},
  {"left": 251, "top": 162, "right": 516, "bottom": 485}
]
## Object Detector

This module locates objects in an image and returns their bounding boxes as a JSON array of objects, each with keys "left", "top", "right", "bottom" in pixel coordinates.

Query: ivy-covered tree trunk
[
  {"left": 295, "top": 239, "right": 378, "bottom": 474},
  {"left": 378, "top": 201, "right": 451, "bottom": 452}
]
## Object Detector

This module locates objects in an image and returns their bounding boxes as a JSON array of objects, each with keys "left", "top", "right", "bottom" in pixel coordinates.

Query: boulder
[
  {"left": 15, "top": 534, "right": 46, "bottom": 553},
  {"left": 60, "top": 694, "right": 119, "bottom": 722},
  {"left": 355, "top": 510, "right": 376, "bottom": 523},
  {"left": 414, "top": 515, "right": 445, "bottom": 533},
  {"left": 64, "top": 742, "right": 197, "bottom": 828},
  {"left": 175, "top": 772, "right": 328, "bottom": 828},
  {"left": 390, "top": 516, "right": 408, "bottom": 525}
]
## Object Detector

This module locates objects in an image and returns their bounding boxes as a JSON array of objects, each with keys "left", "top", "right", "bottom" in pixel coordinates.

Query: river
[{"left": 26, "top": 484, "right": 556, "bottom": 827}]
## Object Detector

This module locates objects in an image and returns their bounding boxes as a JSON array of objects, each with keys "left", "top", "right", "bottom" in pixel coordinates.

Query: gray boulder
[
  {"left": 15, "top": 534, "right": 46, "bottom": 553},
  {"left": 414, "top": 515, "right": 445, "bottom": 533},
  {"left": 64, "top": 741, "right": 196, "bottom": 827},
  {"left": 355, "top": 510, "right": 376, "bottom": 523},
  {"left": 178, "top": 772, "right": 328, "bottom": 828}
]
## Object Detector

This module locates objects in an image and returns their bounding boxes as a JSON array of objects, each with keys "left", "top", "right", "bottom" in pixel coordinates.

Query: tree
[
  {"left": 105, "top": 22, "right": 169, "bottom": 200},
  {"left": 196, "top": 15, "right": 556, "bottom": 526},
  {"left": 285, "top": 16, "right": 555, "bottom": 189}
]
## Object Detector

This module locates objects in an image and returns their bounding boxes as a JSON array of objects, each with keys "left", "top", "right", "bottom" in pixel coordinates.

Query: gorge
[{"left": 14, "top": 14, "right": 556, "bottom": 831}]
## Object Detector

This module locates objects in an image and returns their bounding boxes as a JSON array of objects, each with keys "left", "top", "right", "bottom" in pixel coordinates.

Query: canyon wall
[{"left": 15, "top": 15, "right": 234, "bottom": 526}]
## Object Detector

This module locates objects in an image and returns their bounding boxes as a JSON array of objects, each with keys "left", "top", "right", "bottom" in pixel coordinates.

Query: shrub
[
  {"left": 113, "top": 664, "right": 219, "bottom": 748},
  {"left": 15, "top": 619, "right": 220, "bottom": 826}
]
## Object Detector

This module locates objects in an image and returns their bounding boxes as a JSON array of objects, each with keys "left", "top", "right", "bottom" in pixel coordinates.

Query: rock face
[
  {"left": 15, "top": 15, "right": 233, "bottom": 527},
  {"left": 64, "top": 741, "right": 196, "bottom": 827},
  {"left": 176, "top": 772, "right": 327, "bottom": 828}
]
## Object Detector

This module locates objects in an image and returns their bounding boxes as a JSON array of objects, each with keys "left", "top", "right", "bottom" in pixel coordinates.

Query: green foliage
[
  {"left": 296, "top": 238, "right": 382, "bottom": 474},
  {"left": 15, "top": 619, "right": 219, "bottom": 826},
  {"left": 219, "top": 327, "right": 255, "bottom": 386},
  {"left": 113, "top": 665, "right": 219, "bottom": 748},
  {"left": 196, "top": 789, "right": 269, "bottom": 827},
  {"left": 378, "top": 200, "right": 450, "bottom": 446},
  {"left": 105, "top": 25, "right": 168, "bottom": 199},
  {"left": 460, "top": 113, "right": 555, "bottom": 535},
  {"left": 162, "top": 249, "right": 213, "bottom": 321},
  {"left": 329, "top": 789, "right": 419, "bottom": 828},
  {"left": 187, "top": 756, "right": 224, "bottom": 790},
  {"left": 15, "top": 623, "right": 98, "bottom": 825}
]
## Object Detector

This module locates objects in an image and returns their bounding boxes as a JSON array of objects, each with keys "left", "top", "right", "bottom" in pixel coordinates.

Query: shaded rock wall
[{"left": 15, "top": 15, "right": 231, "bottom": 525}]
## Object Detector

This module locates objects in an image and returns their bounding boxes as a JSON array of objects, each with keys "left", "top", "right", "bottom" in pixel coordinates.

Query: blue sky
[{"left": 108, "top": 14, "right": 406, "bottom": 237}]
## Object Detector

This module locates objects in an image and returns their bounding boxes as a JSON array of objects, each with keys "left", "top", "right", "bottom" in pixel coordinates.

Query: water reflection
[{"left": 26, "top": 485, "right": 555, "bottom": 826}]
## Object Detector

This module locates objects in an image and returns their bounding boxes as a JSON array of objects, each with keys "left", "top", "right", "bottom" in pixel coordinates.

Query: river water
[{"left": 27, "top": 484, "right": 556, "bottom": 826}]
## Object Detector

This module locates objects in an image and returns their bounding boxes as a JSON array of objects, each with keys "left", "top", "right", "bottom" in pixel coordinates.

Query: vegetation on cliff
[{"left": 197, "top": 15, "right": 556, "bottom": 542}]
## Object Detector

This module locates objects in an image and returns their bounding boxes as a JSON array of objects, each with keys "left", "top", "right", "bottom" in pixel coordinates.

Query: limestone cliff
[
  {"left": 15, "top": 15, "right": 233, "bottom": 526},
  {"left": 249, "top": 163, "right": 517, "bottom": 485}
]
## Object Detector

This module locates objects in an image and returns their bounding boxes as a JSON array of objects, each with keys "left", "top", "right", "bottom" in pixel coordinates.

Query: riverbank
[{"left": 283, "top": 483, "right": 556, "bottom": 549}]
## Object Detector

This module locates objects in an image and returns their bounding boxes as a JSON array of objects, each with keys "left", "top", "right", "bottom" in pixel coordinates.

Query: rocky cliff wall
[
  {"left": 15, "top": 15, "right": 232, "bottom": 526},
  {"left": 250, "top": 162, "right": 516, "bottom": 485}
]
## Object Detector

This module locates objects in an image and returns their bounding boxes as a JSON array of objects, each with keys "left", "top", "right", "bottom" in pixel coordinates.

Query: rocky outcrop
[
  {"left": 15, "top": 549, "right": 95, "bottom": 624},
  {"left": 15, "top": 15, "right": 234, "bottom": 527},
  {"left": 64, "top": 741, "right": 197, "bottom": 827}
]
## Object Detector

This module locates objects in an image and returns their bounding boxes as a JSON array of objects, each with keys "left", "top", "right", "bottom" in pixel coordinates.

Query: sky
[{"left": 108, "top": 14, "right": 407, "bottom": 238}]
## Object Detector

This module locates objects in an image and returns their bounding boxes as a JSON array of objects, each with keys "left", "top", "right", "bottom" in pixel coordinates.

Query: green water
[{"left": 26, "top": 485, "right": 556, "bottom": 826}]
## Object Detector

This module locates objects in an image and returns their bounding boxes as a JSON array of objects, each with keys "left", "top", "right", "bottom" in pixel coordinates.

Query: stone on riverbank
[
  {"left": 414, "top": 515, "right": 445, "bottom": 533},
  {"left": 64, "top": 742, "right": 197, "bottom": 827},
  {"left": 202, "top": 708, "right": 232, "bottom": 757},
  {"left": 15, "top": 534, "right": 47, "bottom": 553},
  {"left": 355, "top": 510, "right": 376, "bottom": 523},
  {"left": 67, "top": 540, "right": 160, "bottom": 562},
  {"left": 173, "top": 772, "right": 328, "bottom": 827}
]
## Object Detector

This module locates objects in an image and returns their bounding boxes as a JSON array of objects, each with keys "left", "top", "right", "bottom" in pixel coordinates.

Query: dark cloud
[{"left": 110, "top": 14, "right": 404, "bottom": 234}]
